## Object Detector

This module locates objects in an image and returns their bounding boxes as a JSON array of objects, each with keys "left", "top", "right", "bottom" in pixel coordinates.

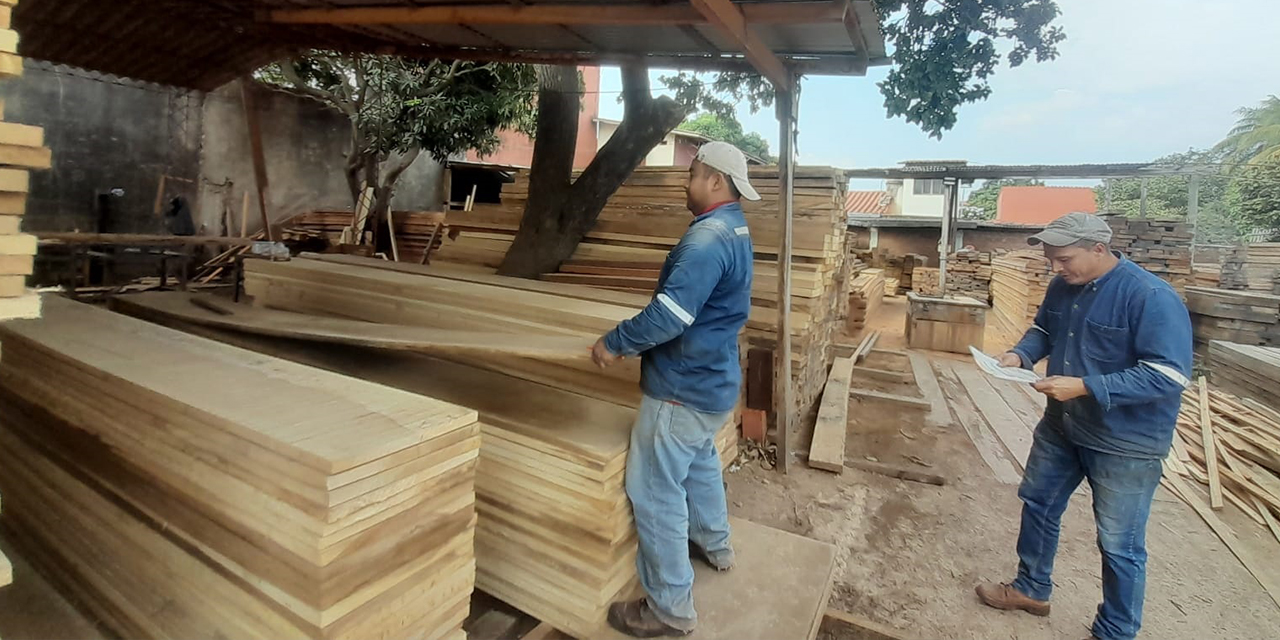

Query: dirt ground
[{"left": 726, "top": 297, "right": 1280, "bottom": 640}]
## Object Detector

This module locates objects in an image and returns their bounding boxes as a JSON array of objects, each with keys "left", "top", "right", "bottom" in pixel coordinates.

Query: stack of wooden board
[
  {"left": 989, "top": 251, "right": 1053, "bottom": 350},
  {"left": 110, "top": 293, "right": 737, "bottom": 638},
  {"left": 846, "top": 268, "right": 885, "bottom": 335},
  {"left": 0, "top": 9, "right": 51, "bottom": 319},
  {"left": 1221, "top": 244, "right": 1280, "bottom": 294},
  {"left": 1166, "top": 380, "right": 1280, "bottom": 547},
  {"left": 0, "top": 296, "right": 481, "bottom": 640},
  {"left": 1193, "top": 262, "right": 1222, "bottom": 288},
  {"left": 1186, "top": 287, "right": 1280, "bottom": 348},
  {"left": 945, "top": 249, "right": 993, "bottom": 303},
  {"left": 288, "top": 210, "right": 448, "bottom": 262},
  {"left": 898, "top": 254, "right": 928, "bottom": 294},
  {"left": 852, "top": 249, "right": 925, "bottom": 295},
  {"left": 243, "top": 256, "right": 646, "bottom": 407},
  {"left": 911, "top": 267, "right": 940, "bottom": 296},
  {"left": 435, "top": 165, "right": 853, "bottom": 426},
  {"left": 1105, "top": 216, "right": 1193, "bottom": 294},
  {"left": 1209, "top": 340, "right": 1280, "bottom": 412}
]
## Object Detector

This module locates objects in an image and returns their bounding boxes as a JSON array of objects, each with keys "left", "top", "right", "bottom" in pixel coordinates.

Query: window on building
[{"left": 912, "top": 179, "right": 944, "bottom": 195}]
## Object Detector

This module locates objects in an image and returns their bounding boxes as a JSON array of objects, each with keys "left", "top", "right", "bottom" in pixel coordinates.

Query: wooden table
[{"left": 905, "top": 292, "right": 987, "bottom": 354}]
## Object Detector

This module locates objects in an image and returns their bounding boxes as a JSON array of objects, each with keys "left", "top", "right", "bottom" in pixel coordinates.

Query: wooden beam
[
  {"left": 1198, "top": 376, "right": 1225, "bottom": 510},
  {"left": 267, "top": 3, "right": 847, "bottom": 27},
  {"left": 773, "top": 80, "right": 797, "bottom": 472},
  {"left": 849, "top": 388, "right": 933, "bottom": 410},
  {"left": 240, "top": 80, "right": 274, "bottom": 242},
  {"left": 843, "top": 457, "right": 947, "bottom": 486},
  {"left": 690, "top": 0, "right": 792, "bottom": 88},
  {"left": 840, "top": 1, "right": 871, "bottom": 74}
]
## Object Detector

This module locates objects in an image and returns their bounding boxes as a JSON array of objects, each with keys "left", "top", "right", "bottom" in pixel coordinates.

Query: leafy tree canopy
[
  {"left": 661, "top": 0, "right": 1065, "bottom": 139},
  {"left": 1097, "top": 149, "right": 1242, "bottom": 245},
  {"left": 1215, "top": 95, "right": 1280, "bottom": 166},
  {"left": 1226, "top": 149, "right": 1280, "bottom": 236},
  {"left": 679, "top": 112, "right": 773, "bottom": 162}
]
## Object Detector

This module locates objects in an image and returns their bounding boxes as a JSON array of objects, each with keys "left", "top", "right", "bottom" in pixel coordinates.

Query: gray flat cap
[{"left": 1027, "top": 212, "right": 1113, "bottom": 247}]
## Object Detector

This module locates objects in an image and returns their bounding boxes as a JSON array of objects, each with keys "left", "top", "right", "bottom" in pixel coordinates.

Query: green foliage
[
  {"left": 1226, "top": 150, "right": 1280, "bottom": 234},
  {"left": 258, "top": 53, "right": 537, "bottom": 163},
  {"left": 962, "top": 178, "right": 1044, "bottom": 220},
  {"left": 1214, "top": 95, "right": 1280, "bottom": 166},
  {"left": 679, "top": 112, "right": 772, "bottom": 162},
  {"left": 659, "top": 1, "right": 1064, "bottom": 140},
  {"left": 1097, "top": 150, "right": 1243, "bottom": 245}
]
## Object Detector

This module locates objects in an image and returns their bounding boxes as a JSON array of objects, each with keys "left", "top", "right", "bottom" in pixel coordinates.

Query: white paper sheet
[{"left": 969, "top": 346, "right": 1043, "bottom": 384}]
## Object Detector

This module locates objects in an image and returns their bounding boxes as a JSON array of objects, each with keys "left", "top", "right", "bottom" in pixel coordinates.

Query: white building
[{"left": 882, "top": 160, "right": 968, "bottom": 217}]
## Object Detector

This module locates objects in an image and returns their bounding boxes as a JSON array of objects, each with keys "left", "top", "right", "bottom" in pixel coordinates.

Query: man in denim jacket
[
  {"left": 975, "top": 213, "right": 1193, "bottom": 640},
  {"left": 591, "top": 141, "right": 756, "bottom": 637}
]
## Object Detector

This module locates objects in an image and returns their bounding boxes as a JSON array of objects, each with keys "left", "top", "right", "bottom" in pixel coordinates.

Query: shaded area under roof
[{"left": 14, "top": 0, "right": 888, "bottom": 92}]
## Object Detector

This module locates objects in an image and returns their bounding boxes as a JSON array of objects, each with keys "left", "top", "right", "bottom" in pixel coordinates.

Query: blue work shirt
[
  {"left": 1011, "top": 254, "right": 1193, "bottom": 459},
  {"left": 603, "top": 202, "right": 753, "bottom": 413}
]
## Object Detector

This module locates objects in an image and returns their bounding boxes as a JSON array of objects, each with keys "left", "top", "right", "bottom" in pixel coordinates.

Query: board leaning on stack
[
  {"left": 0, "top": 296, "right": 481, "bottom": 640},
  {"left": 113, "top": 284, "right": 737, "bottom": 639},
  {"left": 434, "top": 165, "right": 854, "bottom": 426},
  {"left": 0, "top": 7, "right": 51, "bottom": 319}
]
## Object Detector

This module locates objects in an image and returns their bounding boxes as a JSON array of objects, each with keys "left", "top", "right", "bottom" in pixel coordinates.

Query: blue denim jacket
[
  {"left": 603, "top": 202, "right": 753, "bottom": 413},
  {"left": 1011, "top": 254, "right": 1193, "bottom": 458}
]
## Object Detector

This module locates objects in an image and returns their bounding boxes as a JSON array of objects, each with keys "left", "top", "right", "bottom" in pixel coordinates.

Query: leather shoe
[{"left": 974, "top": 582, "right": 1050, "bottom": 616}]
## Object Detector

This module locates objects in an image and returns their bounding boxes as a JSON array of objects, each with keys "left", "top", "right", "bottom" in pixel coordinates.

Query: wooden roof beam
[
  {"left": 265, "top": 2, "right": 847, "bottom": 27},
  {"left": 688, "top": 0, "right": 791, "bottom": 88},
  {"left": 841, "top": 0, "right": 871, "bottom": 75}
]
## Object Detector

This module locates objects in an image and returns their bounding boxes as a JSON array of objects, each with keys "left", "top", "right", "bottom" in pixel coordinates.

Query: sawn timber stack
[
  {"left": 434, "top": 165, "right": 853, "bottom": 426},
  {"left": 989, "top": 251, "right": 1052, "bottom": 350},
  {"left": 112, "top": 292, "right": 737, "bottom": 639},
  {"left": 0, "top": 296, "right": 481, "bottom": 639}
]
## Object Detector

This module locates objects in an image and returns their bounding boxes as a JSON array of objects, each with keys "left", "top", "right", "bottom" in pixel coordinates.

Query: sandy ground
[{"left": 726, "top": 297, "right": 1280, "bottom": 640}]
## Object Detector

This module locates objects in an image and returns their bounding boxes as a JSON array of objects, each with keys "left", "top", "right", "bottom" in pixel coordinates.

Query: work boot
[
  {"left": 689, "top": 540, "right": 734, "bottom": 572},
  {"left": 974, "top": 582, "right": 1050, "bottom": 617},
  {"left": 606, "top": 599, "right": 691, "bottom": 638}
]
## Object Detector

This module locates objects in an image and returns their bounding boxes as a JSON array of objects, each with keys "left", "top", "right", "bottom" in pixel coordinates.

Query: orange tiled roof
[
  {"left": 996, "top": 186, "right": 1097, "bottom": 224},
  {"left": 845, "top": 190, "right": 891, "bottom": 214}
]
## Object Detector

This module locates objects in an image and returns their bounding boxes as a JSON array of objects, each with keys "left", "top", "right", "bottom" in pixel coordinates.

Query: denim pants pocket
[{"left": 665, "top": 402, "right": 729, "bottom": 448}]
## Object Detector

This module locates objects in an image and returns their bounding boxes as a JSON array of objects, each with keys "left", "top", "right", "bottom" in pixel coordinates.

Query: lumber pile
[
  {"left": 911, "top": 267, "right": 940, "bottom": 296},
  {"left": 1186, "top": 288, "right": 1280, "bottom": 348},
  {"left": 989, "top": 251, "right": 1053, "bottom": 350},
  {"left": 1221, "top": 243, "right": 1280, "bottom": 294},
  {"left": 0, "top": 296, "right": 481, "bottom": 639},
  {"left": 288, "top": 210, "right": 448, "bottom": 263},
  {"left": 1193, "top": 262, "right": 1222, "bottom": 288},
  {"left": 847, "top": 268, "right": 885, "bottom": 335},
  {"left": 852, "top": 249, "right": 926, "bottom": 295},
  {"left": 0, "top": 12, "right": 51, "bottom": 319},
  {"left": 113, "top": 289, "right": 737, "bottom": 638},
  {"left": 243, "top": 256, "right": 646, "bottom": 407},
  {"left": 1165, "top": 379, "right": 1280, "bottom": 548},
  {"left": 434, "top": 165, "right": 853, "bottom": 425},
  {"left": 1209, "top": 340, "right": 1280, "bottom": 412},
  {"left": 1104, "top": 216, "right": 1193, "bottom": 294},
  {"left": 945, "top": 249, "right": 993, "bottom": 303}
]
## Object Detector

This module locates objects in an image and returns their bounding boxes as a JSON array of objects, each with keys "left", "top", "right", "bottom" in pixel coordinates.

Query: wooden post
[
  {"left": 240, "top": 80, "right": 274, "bottom": 242},
  {"left": 1188, "top": 173, "right": 1201, "bottom": 258},
  {"left": 938, "top": 177, "right": 957, "bottom": 297},
  {"left": 774, "top": 74, "right": 798, "bottom": 473},
  {"left": 1104, "top": 178, "right": 1113, "bottom": 210},
  {"left": 1139, "top": 178, "right": 1149, "bottom": 218}
]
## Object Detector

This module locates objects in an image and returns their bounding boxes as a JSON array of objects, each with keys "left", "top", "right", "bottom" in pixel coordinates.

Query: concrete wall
[
  {"left": 199, "top": 84, "right": 443, "bottom": 235},
  {"left": 851, "top": 225, "right": 1043, "bottom": 266},
  {"left": 0, "top": 62, "right": 202, "bottom": 233},
  {"left": 959, "top": 228, "right": 1038, "bottom": 253},
  {"left": 898, "top": 178, "right": 947, "bottom": 217},
  {"left": 467, "top": 66, "right": 599, "bottom": 170},
  {"left": 1, "top": 63, "right": 443, "bottom": 236}
]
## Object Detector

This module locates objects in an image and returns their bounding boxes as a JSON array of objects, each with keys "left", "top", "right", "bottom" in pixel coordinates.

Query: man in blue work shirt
[
  {"left": 591, "top": 141, "right": 756, "bottom": 637},
  {"left": 975, "top": 212, "right": 1193, "bottom": 640}
]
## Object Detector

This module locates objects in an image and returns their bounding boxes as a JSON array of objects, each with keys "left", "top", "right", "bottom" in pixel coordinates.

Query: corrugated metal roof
[
  {"left": 14, "top": 0, "right": 888, "bottom": 91},
  {"left": 845, "top": 163, "right": 1209, "bottom": 180}
]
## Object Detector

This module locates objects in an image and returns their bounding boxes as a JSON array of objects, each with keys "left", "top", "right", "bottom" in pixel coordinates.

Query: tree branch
[
  {"left": 381, "top": 147, "right": 422, "bottom": 189},
  {"left": 620, "top": 61, "right": 653, "bottom": 120},
  {"left": 273, "top": 60, "right": 356, "bottom": 118}
]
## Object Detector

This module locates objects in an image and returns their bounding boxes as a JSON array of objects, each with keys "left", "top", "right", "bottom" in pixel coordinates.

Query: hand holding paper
[{"left": 969, "top": 346, "right": 1043, "bottom": 384}]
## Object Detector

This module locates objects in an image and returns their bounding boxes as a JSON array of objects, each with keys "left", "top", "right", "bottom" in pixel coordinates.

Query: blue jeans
[
  {"left": 1013, "top": 419, "right": 1164, "bottom": 640},
  {"left": 625, "top": 395, "right": 733, "bottom": 631}
]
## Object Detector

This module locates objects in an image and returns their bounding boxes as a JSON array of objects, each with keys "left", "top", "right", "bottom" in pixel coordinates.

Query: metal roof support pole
[
  {"left": 1139, "top": 178, "right": 1149, "bottom": 217},
  {"left": 1188, "top": 173, "right": 1201, "bottom": 258},
  {"left": 773, "top": 74, "right": 798, "bottom": 473},
  {"left": 938, "top": 177, "right": 958, "bottom": 297}
]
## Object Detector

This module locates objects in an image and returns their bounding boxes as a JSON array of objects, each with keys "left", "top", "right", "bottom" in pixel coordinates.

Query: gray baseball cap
[{"left": 1027, "top": 212, "right": 1113, "bottom": 247}]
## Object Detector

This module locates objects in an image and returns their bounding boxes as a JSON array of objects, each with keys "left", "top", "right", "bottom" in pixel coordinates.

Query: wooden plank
[
  {"left": 906, "top": 352, "right": 950, "bottom": 428},
  {"left": 689, "top": 0, "right": 791, "bottom": 88},
  {"left": 0, "top": 233, "right": 35, "bottom": 255},
  {"left": 955, "top": 363, "right": 1034, "bottom": 469},
  {"left": 848, "top": 388, "right": 932, "bottom": 410},
  {"left": 808, "top": 357, "right": 855, "bottom": 473},
  {"left": 822, "top": 608, "right": 915, "bottom": 640},
  {"left": 843, "top": 458, "right": 946, "bottom": 486},
  {"left": 240, "top": 81, "right": 274, "bottom": 242},
  {"left": 774, "top": 83, "right": 796, "bottom": 472},
  {"left": 1199, "top": 377, "right": 1225, "bottom": 510},
  {"left": 851, "top": 365, "right": 911, "bottom": 385},
  {"left": 933, "top": 360, "right": 1022, "bottom": 484}
]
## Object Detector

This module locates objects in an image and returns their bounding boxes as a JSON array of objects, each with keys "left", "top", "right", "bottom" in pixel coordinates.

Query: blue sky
[{"left": 598, "top": 0, "right": 1280, "bottom": 189}]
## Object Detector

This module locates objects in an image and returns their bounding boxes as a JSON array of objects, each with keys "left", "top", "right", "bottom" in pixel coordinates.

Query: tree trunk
[{"left": 498, "top": 62, "right": 688, "bottom": 278}]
